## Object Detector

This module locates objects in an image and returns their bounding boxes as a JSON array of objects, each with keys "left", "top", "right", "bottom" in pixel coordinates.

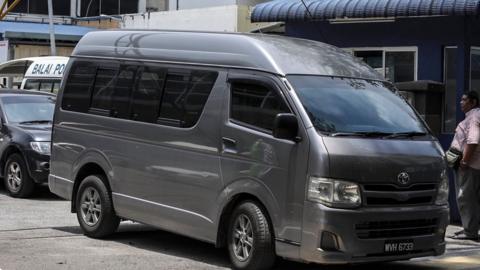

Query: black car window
[{"left": 2, "top": 95, "right": 55, "bottom": 123}]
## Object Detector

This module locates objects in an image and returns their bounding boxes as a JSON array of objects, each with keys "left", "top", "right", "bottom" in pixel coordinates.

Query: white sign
[{"left": 24, "top": 57, "right": 68, "bottom": 78}]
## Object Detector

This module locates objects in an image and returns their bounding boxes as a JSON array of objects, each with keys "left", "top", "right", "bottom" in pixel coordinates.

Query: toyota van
[{"left": 49, "top": 30, "right": 449, "bottom": 270}]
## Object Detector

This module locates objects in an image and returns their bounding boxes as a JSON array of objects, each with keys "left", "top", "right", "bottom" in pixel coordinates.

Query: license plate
[{"left": 384, "top": 240, "right": 414, "bottom": 253}]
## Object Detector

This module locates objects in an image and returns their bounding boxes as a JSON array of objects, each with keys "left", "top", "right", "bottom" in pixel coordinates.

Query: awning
[
  {"left": 0, "top": 21, "right": 95, "bottom": 41},
  {"left": 251, "top": 0, "right": 480, "bottom": 22}
]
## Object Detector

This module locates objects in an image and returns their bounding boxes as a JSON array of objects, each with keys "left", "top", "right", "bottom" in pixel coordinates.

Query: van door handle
[{"left": 222, "top": 137, "right": 237, "bottom": 154}]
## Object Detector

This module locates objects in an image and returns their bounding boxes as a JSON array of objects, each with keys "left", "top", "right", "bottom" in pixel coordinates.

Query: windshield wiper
[
  {"left": 384, "top": 132, "right": 428, "bottom": 139},
  {"left": 19, "top": 120, "right": 52, "bottom": 125},
  {"left": 330, "top": 131, "right": 393, "bottom": 137}
]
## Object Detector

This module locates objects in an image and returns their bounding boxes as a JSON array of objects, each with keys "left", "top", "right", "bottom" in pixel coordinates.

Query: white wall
[
  {"left": 167, "top": 0, "right": 268, "bottom": 10},
  {"left": 123, "top": 5, "right": 267, "bottom": 32}
]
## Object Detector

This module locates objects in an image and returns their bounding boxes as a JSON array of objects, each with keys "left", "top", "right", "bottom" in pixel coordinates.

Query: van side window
[
  {"left": 62, "top": 61, "right": 96, "bottom": 112},
  {"left": 159, "top": 72, "right": 190, "bottom": 126},
  {"left": 112, "top": 65, "right": 138, "bottom": 119},
  {"left": 131, "top": 66, "right": 166, "bottom": 123},
  {"left": 230, "top": 82, "right": 290, "bottom": 131},
  {"left": 39, "top": 81, "right": 54, "bottom": 92},
  {"left": 24, "top": 80, "right": 40, "bottom": 91},
  {"left": 52, "top": 82, "right": 61, "bottom": 94},
  {"left": 90, "top": 68, "right": 118, "bottom": 113},
  {"left": 158, "top": 70, "right": 218, "bottom": 128}
]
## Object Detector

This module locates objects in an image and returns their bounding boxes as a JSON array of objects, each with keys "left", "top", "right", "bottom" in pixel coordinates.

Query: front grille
[
  {"left": 362, "top": 183, "right": 437, "bottom": 207},
  {"left": 364, "top": 184, "right": 436, "bottom": 192},
  {"left": 355, "top": 218, "right": 438, "bottom": 239},
  {"left": 366, "top": 197, "right": 432, "bottom": 205}
]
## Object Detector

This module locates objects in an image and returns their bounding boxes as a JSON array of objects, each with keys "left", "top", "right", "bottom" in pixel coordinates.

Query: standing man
[{"left": 450, "top": 91, "right": 480, "bottom": 241}]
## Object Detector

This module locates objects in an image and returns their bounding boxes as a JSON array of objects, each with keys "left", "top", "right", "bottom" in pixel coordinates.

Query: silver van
[{"left": 49, "top": 30, "right": 449, "bottom": 269}]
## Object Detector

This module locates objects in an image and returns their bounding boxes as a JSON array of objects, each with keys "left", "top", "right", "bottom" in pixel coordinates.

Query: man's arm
[
  {"left": 462, "top": 113, "right": 480, "bottom": 168},
  {"left": 462, "top": 144, "right": 478, "bottom": 167}
]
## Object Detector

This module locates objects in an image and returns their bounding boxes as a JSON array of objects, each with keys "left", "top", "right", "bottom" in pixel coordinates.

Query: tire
[
  {"left": 227, "top": 201, "right": 276, "bottom": 270},
  {"left": 75, "top": 175, "right": 120, "bottom": 238},
  {"left": 4, "top": 153, "right": 35, "bottom": 198}
]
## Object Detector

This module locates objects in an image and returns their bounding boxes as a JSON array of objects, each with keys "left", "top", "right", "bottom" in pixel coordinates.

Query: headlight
[
  {"left": 30, "top": 141, "right": 51, "bottom": 155},
  {"left": 308, "top": 177, "right": 361, "bottom": 208},
  {"left": 435, "top": 170, "right": 449, "bottom": 205}
]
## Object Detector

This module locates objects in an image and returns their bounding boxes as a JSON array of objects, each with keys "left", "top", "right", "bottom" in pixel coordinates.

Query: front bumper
[
  {"left": 24, "top": 150, "right": 49, "bottom": 183},
  {"left": 300, "top": 201, "right": 449, "bottom": 264}
]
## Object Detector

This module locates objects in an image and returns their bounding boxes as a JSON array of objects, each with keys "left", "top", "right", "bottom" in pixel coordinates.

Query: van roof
[{"left": 73, "top": 30, "right": 384, "bottom": 80}]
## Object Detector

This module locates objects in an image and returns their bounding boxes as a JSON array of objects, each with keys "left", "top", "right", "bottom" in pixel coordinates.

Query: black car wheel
[
  {"left": 227, "top": 201, "right": 276, "bottom": 270},
  {"left": 76, "top": 175, "right": 120, "bottom": 238},
  {"left": 4, "top": 153, "right": 35, "bottom": 198}
]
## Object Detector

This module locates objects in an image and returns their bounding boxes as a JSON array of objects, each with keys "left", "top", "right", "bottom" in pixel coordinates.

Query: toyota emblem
[{"left": 397, "top": 172, "right": 410, "bottom": 185}]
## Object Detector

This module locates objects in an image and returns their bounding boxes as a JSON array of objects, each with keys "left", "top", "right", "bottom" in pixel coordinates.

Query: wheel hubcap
[
  {"left": 7, "top": 162, "right": 22, "bottom": 192},
  {"left": 232, "top": 214, "right": 253, "bottom": 262},
  {"left": 80, "top": 187, "right": 102, "bottom": 227}
]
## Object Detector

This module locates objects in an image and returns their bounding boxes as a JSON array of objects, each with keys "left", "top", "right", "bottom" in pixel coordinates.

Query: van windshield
[{"left": 287, "top": 75, "right": 427, "bottom": 135}]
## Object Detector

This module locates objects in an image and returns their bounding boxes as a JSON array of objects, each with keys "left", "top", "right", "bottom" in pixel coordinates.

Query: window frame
[
  {"left": 80, "top": 0, "right": 138, "bottom": 16},
  {"left": 227, "top": 75, "right": 292, "bottom": 135},
  {"left": 470, "top": 46, "right": 480, "bottom": 91},
  {"left": 346, "top": 46, "right": 418, "bottom": 82}
]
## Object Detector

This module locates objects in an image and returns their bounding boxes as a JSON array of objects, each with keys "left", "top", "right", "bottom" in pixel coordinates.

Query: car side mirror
[{"left": 273, "top": 113, "right": 301, "bottom": 142}]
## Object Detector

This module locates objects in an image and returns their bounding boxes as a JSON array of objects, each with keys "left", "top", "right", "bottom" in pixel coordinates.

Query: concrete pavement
[{"left": 0, "top": 185, "right": 479, "bottom": 270}]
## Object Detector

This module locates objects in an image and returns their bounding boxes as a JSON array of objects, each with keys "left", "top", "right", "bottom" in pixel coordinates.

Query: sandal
[{"left": 449, "top": 232, "right": 478, "bottom": 241}]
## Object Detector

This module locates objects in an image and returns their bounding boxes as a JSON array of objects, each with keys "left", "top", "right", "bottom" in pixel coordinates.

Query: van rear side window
[
  {"left": 90, "top": 68, "right": 118, "bottom": 113},
  {"left": 61, "top": 61, "right": 96, "bottom": 112},
  {"left": 61, "top": 59, "right": 218, "bottom": 128}
]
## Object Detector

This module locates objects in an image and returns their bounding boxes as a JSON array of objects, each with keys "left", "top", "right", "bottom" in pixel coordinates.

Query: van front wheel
[
  {"left": 227, "top": 201, "right": 276, "bottom": 270},
  {"left": 75, "top": 175, "right": 120, "bottom": 238}
]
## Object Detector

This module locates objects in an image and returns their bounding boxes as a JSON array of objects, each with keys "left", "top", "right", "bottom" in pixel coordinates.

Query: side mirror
[{"left": 273, "top": 113, "right": 300, "bottom": 142}]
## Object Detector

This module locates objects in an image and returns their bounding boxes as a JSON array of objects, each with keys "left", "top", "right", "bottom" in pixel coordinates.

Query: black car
[{"left": 0, "top": 90, "right": 55, "bottom": 198}]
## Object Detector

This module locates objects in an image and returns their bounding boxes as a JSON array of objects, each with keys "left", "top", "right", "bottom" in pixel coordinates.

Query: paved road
[{"left": 0, "top": 185, "right": 479, "bottom": 270}]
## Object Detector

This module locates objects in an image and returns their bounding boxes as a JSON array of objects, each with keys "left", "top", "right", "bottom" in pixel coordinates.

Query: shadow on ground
[
  {"left": 0, "top": 181, "right": 63, "bottom": 201},
  {"left": 54, "top": 223, "right": 445, "bottom": 270}
]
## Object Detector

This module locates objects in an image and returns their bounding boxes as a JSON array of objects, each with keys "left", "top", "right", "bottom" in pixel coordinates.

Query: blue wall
[
  {"left": 285, "top": 16, "right": 480, "bottom": 148},
  {"left": 286, "top": 16, "right": 467, "bottom": 83}
]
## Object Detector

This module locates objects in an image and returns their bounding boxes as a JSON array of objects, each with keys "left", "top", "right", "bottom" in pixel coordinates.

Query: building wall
[
  {"left": 123, "top": 5, "right": 267, "bottom": 32},
  {"left": 167, "top": 0, "right": 267, "bottom": 10},
  {"left": 13, "top": 45, "right": 74, "bottom": 59},
  {"left": 76, "top": 19, "right": 121, "bottom": 29}
]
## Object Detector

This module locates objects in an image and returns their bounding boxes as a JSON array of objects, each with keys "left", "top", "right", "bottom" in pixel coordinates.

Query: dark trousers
[{"left": 455, "top": 167, "right": 480, "bottom": 237}]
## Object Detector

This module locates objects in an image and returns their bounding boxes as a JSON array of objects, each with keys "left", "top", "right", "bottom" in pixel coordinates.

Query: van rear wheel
[
  {"left": 75, "top": 175, "right": 120, "bottom": 238},
  {"left": 227, "top": 201, "right": 276, "bottom": 270}
]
